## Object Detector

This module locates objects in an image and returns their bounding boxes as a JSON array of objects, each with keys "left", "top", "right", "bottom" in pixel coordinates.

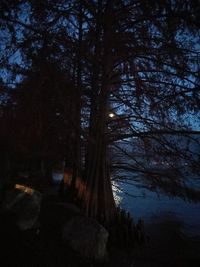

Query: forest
[{"left": 0, "top": 1, "right": 200, "bottom": 266}]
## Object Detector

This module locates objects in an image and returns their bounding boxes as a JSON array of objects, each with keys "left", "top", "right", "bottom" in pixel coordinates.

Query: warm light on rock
[{"left": 15, "top": 184, "right": 34, "bottom": 195}]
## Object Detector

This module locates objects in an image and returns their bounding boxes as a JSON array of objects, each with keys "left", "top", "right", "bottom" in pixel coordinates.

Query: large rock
[
  {"left": 62, "top": 216, "right": 109, "bottom": 260},
  {"left": 40, "top": 200, "right": 81, "bottom": 234},
  {"left": 3, "top": 184, "right": 42, "bottom": 231}
]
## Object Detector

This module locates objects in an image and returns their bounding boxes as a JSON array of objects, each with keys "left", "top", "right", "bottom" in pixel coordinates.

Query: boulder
[
  {"left": 40, "top": 200, "right": 81, "bottom": 233},
  {"left": 62, "top": 216, "right": 109, "bottom": 260},
  {"left": 3, "top": 184, "right": 42, "bottom": 231}
]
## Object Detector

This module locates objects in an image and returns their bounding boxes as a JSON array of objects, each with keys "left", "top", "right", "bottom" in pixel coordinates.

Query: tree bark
[
  {"left": 83, "top": 83, "right": 116, "bottom": 224},
  {"left": 83, "top": 121, "right": 116, "bottom": 223},
  {"left": 81, "top": 1, "right": 117, "bottom": 224},
  {"left": 70, "top": 0, "right": 83, "bottom": 190}
]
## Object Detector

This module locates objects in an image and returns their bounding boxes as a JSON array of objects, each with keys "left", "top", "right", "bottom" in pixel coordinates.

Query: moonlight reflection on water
[
  {"left": 113, "top": 177, "right": 200, "bottom": 237},
  {"left": 52, "top": 172, "right": 200, "bottom": 236}
]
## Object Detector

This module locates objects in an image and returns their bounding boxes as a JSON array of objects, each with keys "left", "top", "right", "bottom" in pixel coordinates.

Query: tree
[
  {"left": 78, "top": 0, "right": 200, "bottom": 222},
  {"left": 0, "top": 0, "right": 81, "bottom": 179},
  {"left": 0, "top": 0, "right": 200, "bottom": 224}
]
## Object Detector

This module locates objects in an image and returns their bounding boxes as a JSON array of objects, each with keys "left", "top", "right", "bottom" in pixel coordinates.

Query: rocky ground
[{"left": 1, "top": 183, "right": 200, "bottom": 267}]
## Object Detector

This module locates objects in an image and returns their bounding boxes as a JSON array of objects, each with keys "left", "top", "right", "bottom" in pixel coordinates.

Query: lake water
[
  {"left": 52, "top": 171, "right": 200, "bottom": 237},
  {"left": 113, "top": 178, "right": 200, "bottom": 237}
]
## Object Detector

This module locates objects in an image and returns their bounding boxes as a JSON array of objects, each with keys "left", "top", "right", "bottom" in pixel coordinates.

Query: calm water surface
[
  {"left": 113, "top": 178, "right": 200, "bottom": 237},
  {"left": 53, "top": 171, "right": 200, "bottom": 236}
]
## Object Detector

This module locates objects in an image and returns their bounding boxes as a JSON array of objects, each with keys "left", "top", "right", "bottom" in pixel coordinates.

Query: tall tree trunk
[
  {"left": 81, "top": 0, "right": 116, "bottom": 224},
  {"left": 71, "top": 0, "right": 83, "bottom": 190},
  {"left": 84, "top": 137, "right": 116, "bottom": 223},
  {"left": 83, "top": 92, "right": 116, "bottom": 224}
]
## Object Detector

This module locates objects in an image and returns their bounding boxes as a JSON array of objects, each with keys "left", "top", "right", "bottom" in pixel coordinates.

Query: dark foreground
[{"left": 1, "top": 190, "right": 200, "bottom": 267}]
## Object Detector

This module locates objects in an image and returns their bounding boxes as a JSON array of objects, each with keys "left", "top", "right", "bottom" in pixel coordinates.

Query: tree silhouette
[{"left": 0, "top": 0, "right": 200, "bottom": 224}]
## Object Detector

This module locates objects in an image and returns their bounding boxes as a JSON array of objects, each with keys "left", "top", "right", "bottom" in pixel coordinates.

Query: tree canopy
[{"left": 0, "top": 0, "right": 200, "bottom": 223}]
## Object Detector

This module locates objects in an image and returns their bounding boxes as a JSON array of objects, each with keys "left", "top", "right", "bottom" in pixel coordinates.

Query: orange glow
[
  {"left": 15, "top": 184, "right": 34, "bottom": 194},
  {"left": 63, "top": 170, "right": 73, "bottom": 186}
]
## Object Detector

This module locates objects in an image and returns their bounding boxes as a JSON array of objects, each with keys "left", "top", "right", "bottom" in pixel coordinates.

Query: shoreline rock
[
  {"left": 3, "top": 184, "right": 42, "bottom": 231},
  {"left": 62, "top": 216, "right": 109, "bottom": 261}
]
